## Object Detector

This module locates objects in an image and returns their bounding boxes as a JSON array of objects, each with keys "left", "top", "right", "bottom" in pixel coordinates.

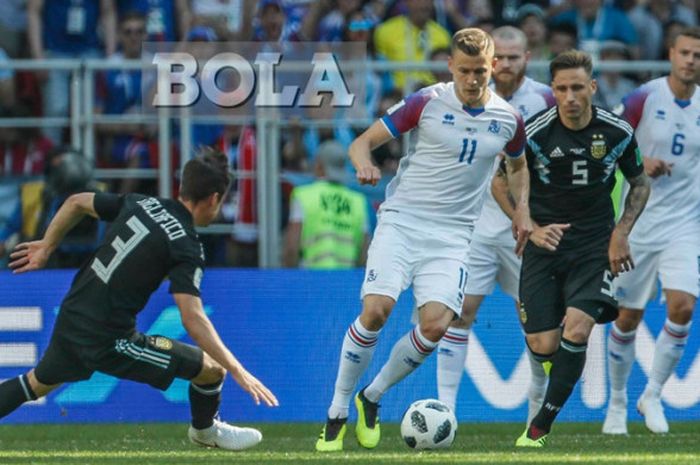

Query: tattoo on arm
[{"left": 618, "top": 172, "right": 651, "bottom": 234}]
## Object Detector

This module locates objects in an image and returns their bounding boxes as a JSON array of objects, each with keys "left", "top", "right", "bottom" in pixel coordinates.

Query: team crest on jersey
[
  {"left": 153, "top": 337, "right": 173, "bottom": 351},
  {"left": 518, "top": 105, "right": 529, "bottom": 118},
  {"left": 488, "top": 120, "right": 502, "bottom": 134},
  {"left": 591, "top": 134, "right": 607, "bottom": 159},
  {"left": 442, "top": 113, "right": 455, "bottom": 125}
]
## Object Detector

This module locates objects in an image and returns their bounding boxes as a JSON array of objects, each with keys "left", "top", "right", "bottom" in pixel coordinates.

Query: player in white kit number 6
[{"left": 603, "top": 26, "right": 700, "bottom": 436}]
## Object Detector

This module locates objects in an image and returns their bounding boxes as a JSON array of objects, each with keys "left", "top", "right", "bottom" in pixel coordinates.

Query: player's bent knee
[
  {"left": 668, "top": 302, "right": 695, "bottom": 325},
  {"left": 420, "top": 320, "right": 449, "bottom": 342},
  {"left": 616, "top": 309, "right": 643, "bottom": 332},
  {"left": 525, "top": 334, "right": 559, "bottom": 355},
  {"left": 450, "top": 316, "right": 470, "bottom": 329},
  {"left": 360, "top": 296, "right": 394, "bottom": 329},
  {"left": 192, "top": 354, "right": 225, "bottom": 385},
  {"left": 26, "top": 369, "right": 60, "bottom": 398}
]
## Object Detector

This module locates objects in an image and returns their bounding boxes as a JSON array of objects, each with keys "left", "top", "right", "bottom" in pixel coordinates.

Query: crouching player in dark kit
[{"left": 0, "top": 149, "right": 278, "bottom": 451}]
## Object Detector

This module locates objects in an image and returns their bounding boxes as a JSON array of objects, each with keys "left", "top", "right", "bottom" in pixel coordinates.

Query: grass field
[{"left": 1, "top": 422, "right": 699, "bottom": 465}]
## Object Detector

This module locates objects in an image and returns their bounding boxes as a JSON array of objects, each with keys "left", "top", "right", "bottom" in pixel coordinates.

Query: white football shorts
[
  {"left": 360, "top": 220, "right": 470, "bottom": 315},
  {"left": 464, "top": 236, "right": 520, "bottom": 300},
  {"left": 615, "top": 239, "right": 700, "bottom": 309}
]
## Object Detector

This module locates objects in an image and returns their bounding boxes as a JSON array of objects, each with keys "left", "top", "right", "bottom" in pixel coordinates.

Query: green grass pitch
[{"left": 1, "top": 422, "right": 699, "bottom": 465}]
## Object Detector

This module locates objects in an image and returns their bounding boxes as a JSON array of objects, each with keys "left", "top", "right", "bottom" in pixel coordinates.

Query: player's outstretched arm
[
  {"left": 9, "top": 193, "right": 98, "bottom": 273},
  {"left": 505, "top": 154, "right": 533, "bottom": 256},
  {"left": 174, "top": 293, "right": 279, "bottom": 407},
  {"left": 609, "top": 172, "right": 651, "bottom": 276},
  {"left": 349, "top": 121, "right": 392, "bottom": 186}
]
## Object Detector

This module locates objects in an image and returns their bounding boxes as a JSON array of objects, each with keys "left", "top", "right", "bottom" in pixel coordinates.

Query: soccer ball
[{"left": 400, "top": 399, "right": 457, "bottom": 450}]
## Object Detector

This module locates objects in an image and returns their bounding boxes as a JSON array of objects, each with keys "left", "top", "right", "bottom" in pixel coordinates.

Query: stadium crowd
[{"left": 0, "top": 0, "right": 698, "bottom": 269}]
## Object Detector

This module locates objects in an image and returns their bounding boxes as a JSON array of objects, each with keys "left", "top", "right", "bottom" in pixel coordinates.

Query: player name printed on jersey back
[
  {"left": 379, "top": 82, "right": 525, "bottom": 236},
  {"left": 473, "top": 78, "right": 555, "bottom": 245},
  {"left": 619, "top": 77, "right": 700, "bottom": 248},
  {"left": 137, "top": 197, "right": 187, "bottom": 240}
]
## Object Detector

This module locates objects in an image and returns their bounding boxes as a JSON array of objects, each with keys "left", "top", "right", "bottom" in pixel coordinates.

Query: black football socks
[
  {"left": 189, "top": 379, "right": 224, "bottom": 429},
  {"left": 530, "top": 337, "right": 587, "bottom": 438},
  {"left": 0, "top": 374, "right": 37, "bottom": 419}
]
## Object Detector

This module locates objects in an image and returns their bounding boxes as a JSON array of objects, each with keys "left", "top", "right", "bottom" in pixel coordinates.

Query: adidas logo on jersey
[{"left": 549, "top": 147, "right": 565, "bottom": 158}]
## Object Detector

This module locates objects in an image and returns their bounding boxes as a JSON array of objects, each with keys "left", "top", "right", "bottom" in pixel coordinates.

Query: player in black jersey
[
  {"left": 0, "top": 149, "right": 278, "bottom": 451},
  {"left": 511, "top": 51, "right": 651, "bottom": 447}
]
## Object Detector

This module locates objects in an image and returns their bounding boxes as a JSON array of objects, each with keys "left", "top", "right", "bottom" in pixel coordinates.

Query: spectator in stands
[
  {"left": 341, "top": 8, "right": 382, "bottom": 118},
  {"left": 374, "top": 0, "right": 451, "bottom": 90},
  {"left": 592, "top": 41, "right": 638, "bottom": 111},
  {"left": 95, "top": 11, "right": 155, "bottom": 195},
  {"left": 283, "top": 140, "right": 369, "bottom": 269},
  {"left": 429, "top": 47, "right": 452, "bottom": 83},
  {"left": 0, "top": 106, "right": 53, "bottom": 178},
  {"left": 548, "top": 21, "right": 578, "bottom": 58},
  {"left": 439, "top": 0, "right": 470, "bottom": 33},
  {"left": 117, "top": 0, "right": 191, "bottom": 41},
  {"left": 516, "top": 4, "right": 550, "bottom": 83},
  {"left": 473, "top": 16, "right": 497, "bottom": 35},
  {"left": 481, "top": 0, "right": 551, "bottom": 26},
  {"left": 0, "top": 147, "right": 104, "bottom": 267},
  {"left": 302, "top": 0, "right": 364, "bottom": 41},
  {"left": 648, "top": 0, "right": 698, "bottom": 26},
  {"left": 627, "top": 0, "right": 697, "bottom": 60},
  {"left": 28, "top": 0, "right": 117, "bottom": 145},
  {"left": 0, "top": 1, "right": 27, "bottom": 58},
  {"left": 191, "top": 0, "right": 255, "bottom": 40},
  {"left": 551, "top": 0, "right": 639, "bottom": 59},
  {"left": 253, "top": 0, "right": 300, "bottom": 42}
]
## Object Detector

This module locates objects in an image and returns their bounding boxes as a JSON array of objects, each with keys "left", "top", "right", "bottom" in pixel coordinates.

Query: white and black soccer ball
[{"left": 400, "top": 399, "right": 457, "bottom": 450}]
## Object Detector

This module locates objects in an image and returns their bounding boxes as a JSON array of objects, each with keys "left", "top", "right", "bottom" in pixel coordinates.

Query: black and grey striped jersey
[
  {"left": 59, "top": 193, "right": 205, "bottom": 343},
  {"left": 524, "top": 105, "right": 644, "bottom": 252}
]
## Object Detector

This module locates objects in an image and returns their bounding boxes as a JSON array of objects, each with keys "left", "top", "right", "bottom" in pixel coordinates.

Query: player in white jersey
[
  {"left": 603, "top": 26, "right": 700, "bottom": 435},
  {"left": 315, "top": 28, "right": 533, "bottom": 452},
  {"left": 435, "top": 26, "right": 555, "bottom": 423}
]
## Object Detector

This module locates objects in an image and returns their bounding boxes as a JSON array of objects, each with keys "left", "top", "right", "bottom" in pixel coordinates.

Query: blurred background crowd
[{"left": 0, "top": 0, "right": 697, "bottom": 269}]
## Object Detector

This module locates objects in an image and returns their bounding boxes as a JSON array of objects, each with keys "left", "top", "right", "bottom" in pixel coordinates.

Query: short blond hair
[{"left": 451, "top": 28, "right": 495, "bottom": 57}]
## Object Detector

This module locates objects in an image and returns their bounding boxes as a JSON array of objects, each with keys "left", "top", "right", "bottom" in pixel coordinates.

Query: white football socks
[
  {"left": 328, "top": 317, "right": 380, "bottom": 419},
  {"left": 644, "top": 319, "right": 691, "bottom": 399},
  {"left": 364, "top": 326, "right": 438, "bottom": 403},
  {"left": 607, "top": 323, "right": 636, "bottom": 404},
  {"left": 436, "top": 327, "right": 470, "bottom": 413}
]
